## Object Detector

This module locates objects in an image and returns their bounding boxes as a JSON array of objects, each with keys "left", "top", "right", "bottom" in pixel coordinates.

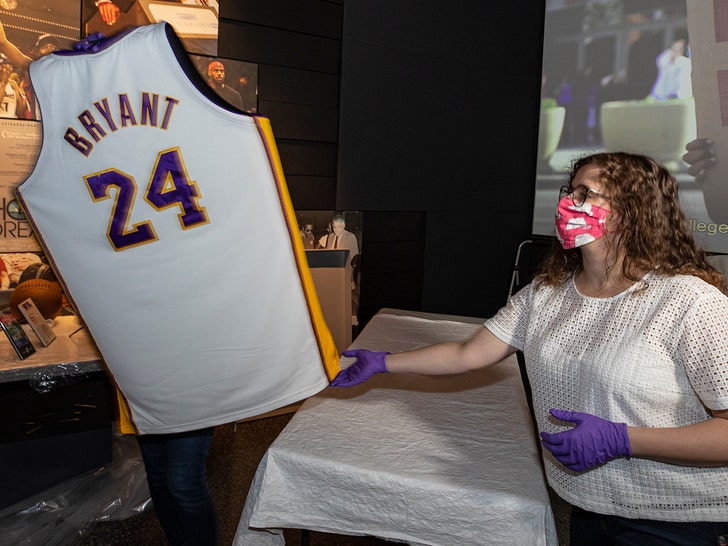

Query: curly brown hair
[{"left": 535, "top": 152, "right": 727, "bottom": 292}]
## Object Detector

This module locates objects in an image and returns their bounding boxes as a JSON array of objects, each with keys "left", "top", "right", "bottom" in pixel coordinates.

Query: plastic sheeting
[
  {"left": 0, "top": 316, "right": 103, "bottom": 385},
  {"left": 235, "top": 309, "right": 558, "bottom": 546},
  {"left": 0, "top": 433, "right": 150, "bottom": 546}
]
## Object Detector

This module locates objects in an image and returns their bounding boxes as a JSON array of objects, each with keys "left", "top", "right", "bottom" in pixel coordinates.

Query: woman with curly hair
[{"left": 332, "top": 152, "right": 728, "bottom": 545}]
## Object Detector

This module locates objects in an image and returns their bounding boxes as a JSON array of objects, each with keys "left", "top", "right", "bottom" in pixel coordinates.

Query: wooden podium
[{"left": 306, "top": 249, "right": 352, "bottom": 352}]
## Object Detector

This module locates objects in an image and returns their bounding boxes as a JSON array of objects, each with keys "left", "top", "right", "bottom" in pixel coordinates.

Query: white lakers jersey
[{"left": 16, "top": 23, "right": 339, "bottom": 434}]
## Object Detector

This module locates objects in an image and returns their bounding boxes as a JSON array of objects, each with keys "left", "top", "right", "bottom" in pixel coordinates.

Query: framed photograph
[
  {"left": 0, "top": 120, "right": 42, "bottom": 251},
  {"left": 190, "top": 55, "right": 258, "bottom": 113},
  {"left": 83, "top": 0, "right": 219, "bottom": 56},
  {"left": 295, "top": 210, "right": 363, "bottom": 254},
  {"left": 296, "top": 210, "right": 363, "bottom": 326},
  {"left": 1, "top": 1, "right": 80, "bottom": 251}
]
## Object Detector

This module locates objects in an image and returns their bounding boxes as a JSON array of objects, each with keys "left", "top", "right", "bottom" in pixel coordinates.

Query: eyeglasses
[{"left": 559, "top": 185, "right": 610, "bottom": 207}]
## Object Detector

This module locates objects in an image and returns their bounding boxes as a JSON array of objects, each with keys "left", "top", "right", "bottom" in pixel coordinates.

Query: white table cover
[{"left": 234, "top": 309, "right": 558, "bottom": 546}]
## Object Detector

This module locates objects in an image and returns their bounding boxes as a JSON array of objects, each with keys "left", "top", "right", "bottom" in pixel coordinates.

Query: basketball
[{"left": 9, "top": 279, "right": 64, "bottom": 320}]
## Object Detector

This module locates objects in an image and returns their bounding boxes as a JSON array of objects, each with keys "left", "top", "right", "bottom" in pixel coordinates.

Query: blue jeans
[
  {"left": 137, "top": 427, "right": 217, "bottom": 546},
  {"left": 570, "top": 506, "right": 728, "bottom": 546}
]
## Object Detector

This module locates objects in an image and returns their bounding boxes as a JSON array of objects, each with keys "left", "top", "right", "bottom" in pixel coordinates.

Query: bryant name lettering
[{"left": 63, "top": 92, "right": 181, "bottom": 156}]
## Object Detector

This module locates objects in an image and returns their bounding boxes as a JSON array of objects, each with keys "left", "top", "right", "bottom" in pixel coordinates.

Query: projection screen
[{"left": 535, "top": 0, "right": 728, "bottom": 254}]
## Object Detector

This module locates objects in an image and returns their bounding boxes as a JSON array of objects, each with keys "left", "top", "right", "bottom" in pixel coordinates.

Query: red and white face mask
[{"left": 555, "top": 196, "right": 610, "bottom": 249}]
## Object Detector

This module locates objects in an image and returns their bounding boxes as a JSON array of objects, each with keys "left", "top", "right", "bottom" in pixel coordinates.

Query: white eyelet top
[{"left": 486, "top": 272, "right": 728, "bottom": 521}]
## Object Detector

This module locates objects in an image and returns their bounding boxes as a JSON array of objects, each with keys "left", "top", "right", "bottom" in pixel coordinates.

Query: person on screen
[
  {"left": 683, "top": 138, "right": 714, "bottom": 179},
  {"left": 331, "top": 152, "right": 728, "bottom": 545},
  {"left": 649, "top": 36, "right": 692, "bottom": 101}
]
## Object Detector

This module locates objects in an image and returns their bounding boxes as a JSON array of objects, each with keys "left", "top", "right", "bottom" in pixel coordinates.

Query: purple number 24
[{"left": 84, "top": 148, "right": 209, "bottom": 251}]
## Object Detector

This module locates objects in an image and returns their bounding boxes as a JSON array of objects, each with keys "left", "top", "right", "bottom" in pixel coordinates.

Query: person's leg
[
  {"left": 610, "top": 517, "right": 728, "bottom": 546},
  {"left": 137, "top": 433, "right": 187, "bottom": 545},
  {"left": 569, "top": 506, "right": 614, "bottom": 546},
  {"left": 570, "top": 505, "right": 728, "bottom": 546},
  {"left": 137, "top": 427, "right": 217, "bottom": 546},
  {"left": 165, "top": 427, "right": 218, "bottom": 546}
]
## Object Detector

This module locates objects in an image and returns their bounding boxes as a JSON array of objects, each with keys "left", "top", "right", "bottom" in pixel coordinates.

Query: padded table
[{"left": 234, "top": 308, "right": 558, "bottom": 546}]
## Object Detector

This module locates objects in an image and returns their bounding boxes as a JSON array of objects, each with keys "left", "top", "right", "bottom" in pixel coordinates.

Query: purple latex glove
[
  {"left": 330, "top": 349, "right": 390, "bottom": 387},
  {"left": 540, "top": 408, "right": 631, "bottom": 472}
]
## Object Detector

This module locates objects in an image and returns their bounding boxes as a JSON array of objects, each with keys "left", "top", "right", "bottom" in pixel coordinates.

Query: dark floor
[{"left": 75, "top": 413, "right": 571, "bottom": 546}]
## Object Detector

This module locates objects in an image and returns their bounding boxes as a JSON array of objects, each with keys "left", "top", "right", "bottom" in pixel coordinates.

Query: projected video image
[{"left": 535, "top": 0, "right": 728, "bottom": 254}]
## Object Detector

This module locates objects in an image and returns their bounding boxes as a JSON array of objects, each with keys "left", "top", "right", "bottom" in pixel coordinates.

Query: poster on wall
[
  {"left": 296, "top": 210, "right": 363, "bottom": 325},
  {"left": 0, "top": 0, "right": 224, "bottom": 254},
  {"left": 0, "top": 1, "right": 80, "bottom": 121},
  {"left": 190, "top": 54, "right": 258, "bottom": 113},
  {"left": 0, "top": 119, "right": 41, "bottom": 251},
  {"left": 83, "top": 0, "right": 219, "bottom": 56},
  {"left": 1, "top": 1, "right": 80, "bottom": 252},
  {"left": 295, "top": 211, "right": 362, "bottom": 256},
  {"left": 536, "top": 0, "right": 728, "bottom": 254}
]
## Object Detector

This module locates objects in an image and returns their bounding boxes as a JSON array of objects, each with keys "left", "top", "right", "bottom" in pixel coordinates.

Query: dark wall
[
  {"left": 219, "top": 1, "right": 546, "bottom": 321},
  {"left": 337, "top": 2, "right": 546, "bottom": 319},
  {"left": 218, "top": 1, "right": 343, "bottom": 211}
]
